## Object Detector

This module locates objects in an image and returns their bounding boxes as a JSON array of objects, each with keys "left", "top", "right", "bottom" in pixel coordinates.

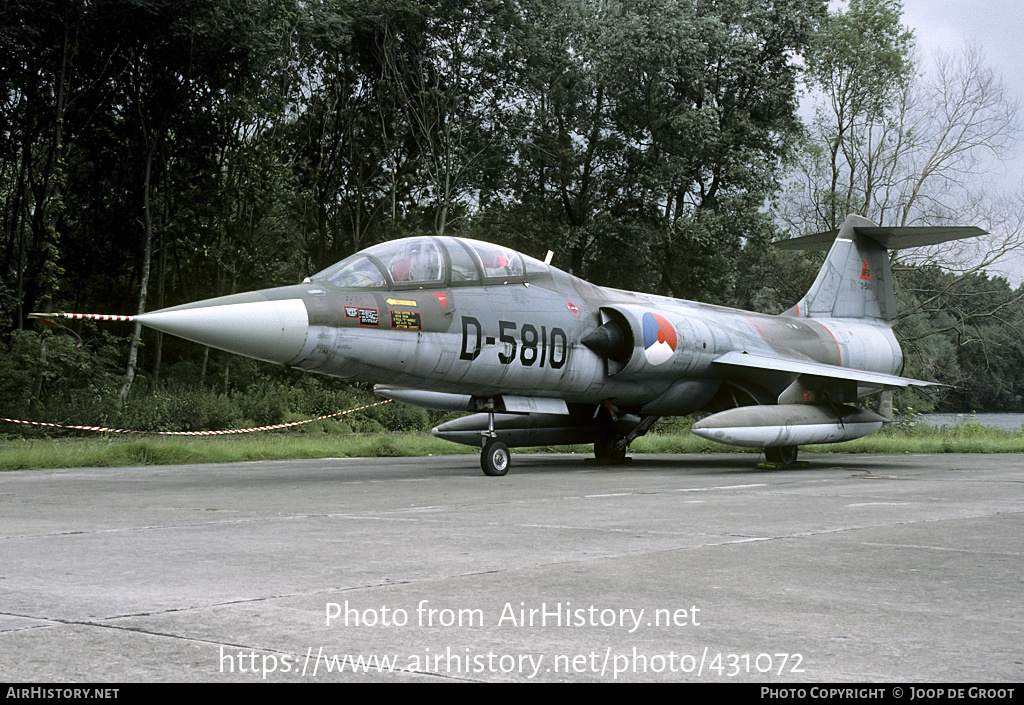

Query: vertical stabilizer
[
  {"left": 776, "top": 215, "right": 986, "bottom": 324},
  {"left": 795, "top": 215, "right": 895, "bottom": 322}
]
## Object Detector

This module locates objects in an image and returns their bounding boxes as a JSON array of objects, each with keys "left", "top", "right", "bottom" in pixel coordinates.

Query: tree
[
  {"left": 793, "top": 0, "right": 915, "bottom": 231},
  {"left": 896, "top": 267, "right": 1024, "bottom": 411},
  {"left": 382, "top": 0, "right": 518, "bottom": 238},
  {"left": 491, "top": 0, "right": 617, "bottom": 277},
  {"left": 104, "top": 1, "right": 228, "bottom": 403},
  {"left": 780, "top": 0, "right": 1024, "bottom": 406},
  {"left": 489, "top": 0, "right": 825, "bottom": 299},
  {"left": 594, "top": 0, "right": 824, "bottom": 302}
]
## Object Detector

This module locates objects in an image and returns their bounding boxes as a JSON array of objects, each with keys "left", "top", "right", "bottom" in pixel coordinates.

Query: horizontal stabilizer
[
  {"left": 713, "top": 351, "right": 944, "bottom": 389},
  {"left": 775, "top": 225, "right": 987, "bottom": 251}
]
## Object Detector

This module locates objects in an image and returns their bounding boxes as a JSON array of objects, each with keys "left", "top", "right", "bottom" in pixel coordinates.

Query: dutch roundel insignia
[{"left": 642, "top": 312, "right": 677, "bottom": 365}]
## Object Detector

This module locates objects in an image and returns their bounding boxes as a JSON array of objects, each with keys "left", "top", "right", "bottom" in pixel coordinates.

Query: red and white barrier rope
[
  {"left": 0, "top": 400, "right": 392, "bottom": 436},
  {"left": 28, "top": 312, "right": 132, "bottom": 346}
]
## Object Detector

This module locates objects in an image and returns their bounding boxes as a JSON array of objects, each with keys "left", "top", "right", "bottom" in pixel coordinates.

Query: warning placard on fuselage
[
  {"left": 345, "top": 306, "right": 380, "bottom": 327},
  {"left": 390, "top": 310, "right": 422, "bottom": 330}
]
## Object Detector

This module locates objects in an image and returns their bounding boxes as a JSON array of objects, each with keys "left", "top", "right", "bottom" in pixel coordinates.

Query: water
[{"left": 906, "top": 413, "right": 1024, "bottom": 432}]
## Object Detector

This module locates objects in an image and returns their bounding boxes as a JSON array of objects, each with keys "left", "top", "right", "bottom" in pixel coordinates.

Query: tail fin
[{"left": 776, "top": 214, "right": 986, "bottom": 323}]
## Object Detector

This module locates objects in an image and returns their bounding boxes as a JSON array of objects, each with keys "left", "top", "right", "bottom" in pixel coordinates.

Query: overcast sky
[
  {"left": 902, "top": 0, "right": 1024, "bottom": 98},
  {"left": 894, "top": 0, "right": 1024, "bottom": 282},
  {"left": 903, "top": 0, "right": 1024, "bottom": 162}
]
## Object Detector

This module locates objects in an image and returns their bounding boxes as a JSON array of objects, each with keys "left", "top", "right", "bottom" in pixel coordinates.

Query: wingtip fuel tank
[{"left": 690, "top": 404, "right": 888, "bottom": 448}]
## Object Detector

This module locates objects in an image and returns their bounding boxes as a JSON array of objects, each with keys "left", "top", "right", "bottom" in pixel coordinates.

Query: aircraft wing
[{"left": 712, "top": 351, "right": 944, "bottom": 389}]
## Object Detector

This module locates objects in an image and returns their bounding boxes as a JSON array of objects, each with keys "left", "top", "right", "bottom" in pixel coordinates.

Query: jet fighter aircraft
[{"left": 34, "top": 214, "right": 983, "bottom": 475}]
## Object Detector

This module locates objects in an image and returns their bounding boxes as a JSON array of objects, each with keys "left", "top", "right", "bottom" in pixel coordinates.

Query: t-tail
[{"left": 777, "top": 214, "right": 987, "bottom": 324}]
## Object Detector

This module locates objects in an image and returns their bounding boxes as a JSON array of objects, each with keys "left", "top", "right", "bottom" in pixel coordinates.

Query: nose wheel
[
  {"left": 481, "top": 440, "right": 510, "bottom": 476},
  {"left": 478, "top": 410, "right": 511, "bottom": 477}
]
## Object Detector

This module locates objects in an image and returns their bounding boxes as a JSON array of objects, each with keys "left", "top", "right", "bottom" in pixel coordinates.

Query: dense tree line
[{"left": 2, "top": 0, "right": 1022, "bottom": 432}]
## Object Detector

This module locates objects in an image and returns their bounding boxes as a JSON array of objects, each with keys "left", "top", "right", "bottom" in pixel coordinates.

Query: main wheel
[
  {"left": 764, "top": 445, "right": 799, "bottom": 467},
  {"left": 594, "top": 436, "right": 628, "bottom": 465},
  {"left": 481, "top": 440, "right": 511, "bottom": 476}
]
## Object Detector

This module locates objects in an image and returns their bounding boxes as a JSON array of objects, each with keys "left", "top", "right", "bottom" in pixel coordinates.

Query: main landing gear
[
  {"left": 593, "top": 434, "right": 628, "bottom": 465},
  {"left": 763, "top": 445, "right": 799, "bottom": 467},
  {"left": 591, "top": 406, "right": 658, "bottom": 466}
]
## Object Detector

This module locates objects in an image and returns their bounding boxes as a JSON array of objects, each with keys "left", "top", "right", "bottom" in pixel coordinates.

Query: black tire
[
  {"left": 481, "top": 440, "right": 511, "bottom": 476},
  {"left": 764, "top": 445, "right": 799, "bottom": 467},
  {"left": 594, "top": 436, "right": 628, "bottom": 464}
]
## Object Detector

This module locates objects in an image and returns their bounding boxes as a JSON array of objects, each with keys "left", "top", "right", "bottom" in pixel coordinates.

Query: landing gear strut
[
  {"left": 592, "top": 405, "right": 659, "bottom": 465},
  {"left": 478, "top": 410, "right": 510, "bottom": 476}
]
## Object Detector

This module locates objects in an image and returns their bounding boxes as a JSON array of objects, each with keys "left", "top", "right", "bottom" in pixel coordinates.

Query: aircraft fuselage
[{"left": 155, "top": 262, "right": 902, "bottom": 418}]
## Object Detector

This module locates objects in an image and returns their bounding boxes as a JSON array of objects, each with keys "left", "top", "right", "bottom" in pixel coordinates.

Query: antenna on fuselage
[{"left": 544, "top": 250, "right": 554, "bottom": 265}]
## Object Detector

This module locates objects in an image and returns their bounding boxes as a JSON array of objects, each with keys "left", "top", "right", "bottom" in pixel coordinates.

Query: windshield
[
  {"left": 310, "top": 236, "right": 548, "bottom": 289},
  {"left": 312, "top": 254, "right": 386, "bottom": 288}
]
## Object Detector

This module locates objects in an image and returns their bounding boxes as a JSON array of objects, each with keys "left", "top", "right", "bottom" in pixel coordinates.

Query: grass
[
  {"left": 1, "top": 417, "right": 1023, "bottom": 471},
  {"left": 804, "top": 417, "right": 1024, "bottom": 455},
  {"left": 0, "top": 432, "right": 474, "bottom": 472},
  {"left": 631, "top": 414, "right": 1024, "bottom": 456}
]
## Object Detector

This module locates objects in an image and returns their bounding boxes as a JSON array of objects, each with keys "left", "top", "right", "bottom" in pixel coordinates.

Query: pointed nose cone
[
  {"left": 581, "top": 321, "right": 632, "bottom": 364},
  {"left": 136, "top": 297, "right": 309, "bottom": 365}
]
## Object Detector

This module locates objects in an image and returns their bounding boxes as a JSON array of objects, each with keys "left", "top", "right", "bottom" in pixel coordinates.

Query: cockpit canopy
[{"left": 310, "top": 236, "right": 550, "bottom": 289}]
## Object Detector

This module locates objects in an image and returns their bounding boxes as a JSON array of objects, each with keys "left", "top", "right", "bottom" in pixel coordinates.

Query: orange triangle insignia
[{"left": 860, "top": 259, "right": 872, "bottom": 281}]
